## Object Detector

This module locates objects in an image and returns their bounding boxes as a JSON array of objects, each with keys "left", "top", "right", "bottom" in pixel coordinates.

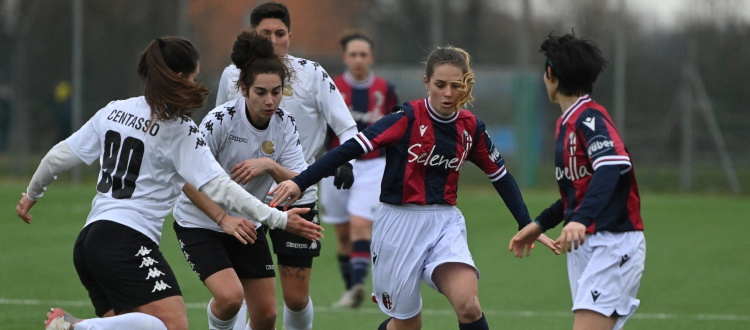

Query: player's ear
[
  {"left": 545, "top": 66, "right": 555, "bottom": 81},
  {"left": 423, "top": 75, "right": 429, "bottom": 87}
]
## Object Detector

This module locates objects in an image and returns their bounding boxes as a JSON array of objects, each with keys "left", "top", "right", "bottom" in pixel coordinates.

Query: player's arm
[
  {"left": 182, "top": 183, "right": 257, "bottom": 244},
  {"left": 17, "top": 141, "right": 85, "bottom": 224},
  {"left": 271, "top": 109, "right": 409, "bottom": 208},
  {"left": 316, "top": 67, "right": 358, "bottom": 188},
  {"left": 215, "top": 66, "right": 235, "bottom": 107}
]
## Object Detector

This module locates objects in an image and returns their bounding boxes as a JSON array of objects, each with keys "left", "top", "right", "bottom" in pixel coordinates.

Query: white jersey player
[
  {"left": 213, "top": 3, "right": 357, "bottom": 330},
  {"left": 16, "top": 37, "right": 321, "bottom": 330}
]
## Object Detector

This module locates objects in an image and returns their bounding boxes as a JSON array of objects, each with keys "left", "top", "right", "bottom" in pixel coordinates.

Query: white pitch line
[{"left": 2, "top": 298, "right": 749, "bottom": 322}]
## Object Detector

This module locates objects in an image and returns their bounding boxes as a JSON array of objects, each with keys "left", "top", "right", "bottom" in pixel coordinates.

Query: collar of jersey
[
  {"left": 561, "top": 94, "right": 592, "bottom": 125},
  {"left": 425, "top": 98, "right": 458, "bottom": 123},
  {"left": 343, "top": 71, "right": 375, "bottom": 89}
]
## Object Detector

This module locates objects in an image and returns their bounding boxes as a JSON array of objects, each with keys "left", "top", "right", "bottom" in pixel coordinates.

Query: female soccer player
[
  {"left": 215, "top": 3, "right": 358, "bottom": 329},
  {"left": 321, "top": 32, "right": 398, "bottom": 309},
  {"left": 270, "top": 46, "right": 559, "bottom": 330},
  {"left": 172, "top": 31, "right": 309, "bottom": 330},
  {"left": 509, "top": 33, "right": 646, "bottom": 330},
  {"left": 16, "top": 36, "right": 321, "bottom": 330}
]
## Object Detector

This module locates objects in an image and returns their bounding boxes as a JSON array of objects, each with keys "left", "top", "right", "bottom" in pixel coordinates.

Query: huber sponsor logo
[{"left": 587, "top": 136, "right": 614, "bottom": 157}]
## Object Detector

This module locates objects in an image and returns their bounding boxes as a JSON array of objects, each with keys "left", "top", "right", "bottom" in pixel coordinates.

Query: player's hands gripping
[
  {"left": 555, "top": 221, "right": 587, "bottom": 253},
  {"left": 231, "top": 158, "right": 273, "bottom": 185},
  {"left": 217, "top": 212, "right": 258, "bottom": 245},
  {"left": 16, "top": 192, "right": 36, "bottom": 224},
  {"left": 283, "top": 208, "right": 324, "bottom": 241},
  {"left": 269, "top": 180, "right": 303, "bottom": 209},
  {"left": 509, "top": 222, "right": 561, "bottom": 258},
  {"left": 332, "top": 163, "right": 354, "bottom": 189}
]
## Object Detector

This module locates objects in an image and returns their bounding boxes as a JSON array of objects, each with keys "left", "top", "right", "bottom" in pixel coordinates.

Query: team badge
[
  {"left": 283, "top": 85, "right": 293, "bottom": 97},
  {"left": 261, "top": 140, "right": 275, "bottom": 155},
  {"left": 381, "top": 292, "right": 393, "bottom": 310}
]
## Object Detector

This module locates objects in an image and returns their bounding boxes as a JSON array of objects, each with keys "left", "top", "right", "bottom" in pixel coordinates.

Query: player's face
[
  {"left": 244, "top": 73, "right": 283, "bottom": 126},
  {"left": 342, "top": 39, "right": 374, "bottom": 80},
  {"left": 255, "top": 18, "right": 290, "bottom": 57},
  {"left": 424, "top": 63, "right": 464, "bottom": 115}
]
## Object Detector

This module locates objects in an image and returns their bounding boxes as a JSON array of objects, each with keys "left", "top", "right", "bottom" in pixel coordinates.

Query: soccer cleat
[
  {"left": 45, "top": 308, "right": 80, "bottom": 330},
  {"left": 331, "top": 283, "right": 365, "bottom": 308}
]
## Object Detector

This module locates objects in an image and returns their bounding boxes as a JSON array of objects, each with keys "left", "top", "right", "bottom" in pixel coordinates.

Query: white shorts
[
  {"left": 319, "top": 158, "right": 385, "bottom": 224},
  {"left": 370, "top": 203, "right": 478, "bottom": 319},
  {"left": 568, "top": 231, "right": 646, "bottom": 329}
]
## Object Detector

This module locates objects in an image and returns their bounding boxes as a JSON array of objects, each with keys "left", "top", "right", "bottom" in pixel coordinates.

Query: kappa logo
[
  {"left": 310, "top": 240, "right": 318, "bottom": 250},
  {"left": 135, "top": 246, "right": 151, "bottom": 257},
  {"left": 583, "top": 116, "right": 596, "bottom": 131},
  {"left": 145, "top": 267, "right": 165, "bottom": 280},
  {"left": 620, "top": 254, "right": 630, "bottom": 267},
  {"left": 591, "top": 290, "right": 601, "bottom": 302},
  {"left": 139, "top": 257, "right": 159, "bottom": 268},
  {"left": 419, "top": 125, "right": 428, "bottom": 136},
  {"left": 151, "top": 280, "right": 172, "bottom": 292},
  {"left": 381, "top": 292, "right": 393, "bottom": 310}
]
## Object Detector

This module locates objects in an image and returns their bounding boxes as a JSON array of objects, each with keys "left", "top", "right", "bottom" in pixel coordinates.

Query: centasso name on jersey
[{"left": 107, "top": 109, "right": 161, "bottom": 136}]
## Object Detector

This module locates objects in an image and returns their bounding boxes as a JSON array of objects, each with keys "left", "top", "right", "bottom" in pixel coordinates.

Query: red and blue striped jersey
[
  {"left": 329, "top": 72, "right": 398, "bottom": 160},
  {"left": 292, "top": 98, "right": 533, "bottom": 228},
  {"left": 543, "top": 95, "right": 643, "bottom": 233}
]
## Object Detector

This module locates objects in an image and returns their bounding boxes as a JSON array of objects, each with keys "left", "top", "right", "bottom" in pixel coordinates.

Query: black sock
[
  {"left": 378, "top": 317, "right": 392, "bottom": 330},
  {"left": 458, "top": 313, "right": 488, "bottom": 330},
  {"left": 337, "top": 254, "right": 352, "bottom": 289}
]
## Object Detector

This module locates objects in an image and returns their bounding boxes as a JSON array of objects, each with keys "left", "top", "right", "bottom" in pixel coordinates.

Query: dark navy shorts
[
  {"left": 269, "top": 202, "right": 321, "bottom": 268},
  {"left": 173, "top": 222, "right": 275, "bottom": 282},
  {"left": 73, "top": 220, "right": 181, "bottom": 317}
]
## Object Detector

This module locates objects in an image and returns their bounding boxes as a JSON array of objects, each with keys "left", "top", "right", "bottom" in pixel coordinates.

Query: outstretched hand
[
  {"left": 218, "top": 213, "right": 257, "bottom": 245},
  {"left": 16, "top": 193, "right": 36, "bottom": 224},
  {"left": 268, "top": 180, "right": 302, "bottom": 210},
  {"left": 284, "top": 208, "right": 324, "bottom": 241},
  {"left": 509, "top": 222, "right": 561, "bottom": 258}
]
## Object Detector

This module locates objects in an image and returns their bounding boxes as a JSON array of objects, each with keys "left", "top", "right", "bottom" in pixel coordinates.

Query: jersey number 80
[{"left": 97, "top": 130, "right": 144, "bottom": 199}]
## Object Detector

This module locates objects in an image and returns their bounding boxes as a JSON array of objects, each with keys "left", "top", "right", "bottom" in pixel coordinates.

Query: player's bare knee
[
  {"left": 283, "top": 296, "right": 309, "bottom": 311},
  {"left": 213, "top": 292, "right": 244, "bottom": 315},
  {"left": 454, "top": 297, "right": 482, "bottom": 322}
]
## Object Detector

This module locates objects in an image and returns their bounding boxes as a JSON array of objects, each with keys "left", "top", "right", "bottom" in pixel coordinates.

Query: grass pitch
[{"left": 1, "top": 180, "right": 749, "bottom": 329}]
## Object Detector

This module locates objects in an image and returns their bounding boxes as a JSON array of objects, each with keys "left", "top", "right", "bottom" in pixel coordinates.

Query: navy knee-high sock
[
  {"left": 350, "top": 240, "right": 371, "bottom": 286},
  {"left": 337, "top": 254, "right": 352, "bottom": 289},
  {"left": 458, "top": 313, "right": 488, "bottom": 330}
]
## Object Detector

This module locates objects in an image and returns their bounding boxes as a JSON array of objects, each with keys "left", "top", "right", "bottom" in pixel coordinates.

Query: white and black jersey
[
  {"left": 65, "top": 96, "right": 226, "bottom": 243},
  {"left": 216, "top": 54, "right": 357, "bottom": 204},
  {"left": 173, "top": 98, "right": 307, "bottom": 231}
]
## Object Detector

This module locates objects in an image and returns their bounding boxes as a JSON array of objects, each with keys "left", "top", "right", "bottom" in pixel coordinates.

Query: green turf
[{"left": 1, "top": 182, "right": 749, "bottom": 329}]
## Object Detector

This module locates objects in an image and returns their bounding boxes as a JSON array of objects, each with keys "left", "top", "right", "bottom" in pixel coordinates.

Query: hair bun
[{"left": 231, "top": 31, "right": 276, "bottom": 68}]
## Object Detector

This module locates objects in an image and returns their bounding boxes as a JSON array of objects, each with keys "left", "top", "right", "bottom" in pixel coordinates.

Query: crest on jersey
[
  {"left": 381, "top": 292, "right": 393, "bottom": 310},
  {"left": 261, "top": 140, "right": 276, "bottom": 155},
  {"left": 260, "top": 141, "right": 276, "bottom": 155},
  {"left": 283, "top": 85, "right": 293, "bottom": 97}
]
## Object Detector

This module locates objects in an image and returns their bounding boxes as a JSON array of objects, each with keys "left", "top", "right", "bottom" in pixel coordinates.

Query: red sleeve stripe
[
  {"left": 592, "top": 155, "right": 631, "bottom": 171},
  {"left": 487, "top": 166, "right": 507, "bottom": 182},
  {"left": 355, "top": 133, "right": 373, "bottom": 153}
]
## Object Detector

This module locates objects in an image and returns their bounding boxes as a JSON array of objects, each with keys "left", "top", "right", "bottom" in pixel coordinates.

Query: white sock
[
  {"left": 73, "top": 313, "right": 166, "bottom": 330},
  {"left": 231, "top": 300, "right": 248, "bottom": 330},
  {"left": 208, "top": 298, "right": 239, "bottom": 330},
  {"left": 283, "top": 297, "right": 313, "bottom": 330}
]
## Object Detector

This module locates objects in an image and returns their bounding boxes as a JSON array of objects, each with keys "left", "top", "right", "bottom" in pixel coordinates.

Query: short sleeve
[
  {"left": 66, "top": 109, "right": 105, "bottom": 165},
  {"left": 170, "top": 117, "right": 226, "bottom": 190}
]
